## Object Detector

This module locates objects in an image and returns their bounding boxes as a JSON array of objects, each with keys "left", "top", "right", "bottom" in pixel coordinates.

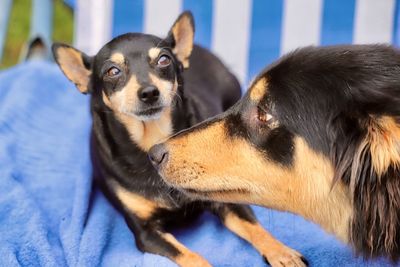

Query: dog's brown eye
[
  {"left": 257, "top": 106, "right": 274, "bottom": 123},
  {"left": 107, "top": 67, "right": 121, "bottom": 77},
  {"left": 157, "top": 55, "right": 171, "bottom": 67}
]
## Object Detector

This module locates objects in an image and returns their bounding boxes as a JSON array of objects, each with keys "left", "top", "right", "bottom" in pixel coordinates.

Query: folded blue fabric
[{"left": 0, "top": 61, "right": 396, "bottom": 267}]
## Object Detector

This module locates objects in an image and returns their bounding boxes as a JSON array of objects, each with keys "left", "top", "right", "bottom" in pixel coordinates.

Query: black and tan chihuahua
[{"left": 52, "top": 12, "right": 306, "bottom": 267}]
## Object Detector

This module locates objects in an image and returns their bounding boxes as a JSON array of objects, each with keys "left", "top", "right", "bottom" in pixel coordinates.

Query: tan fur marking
[
  {"left": 149, "top": 73, "right": 176, "bottom": 104},
  {"left": 122, "top": 108, "right": 172, "bottom": 151},
  {"left": 103, "top": 90, "right": 173, "bottom": 152},
  {"left": 171, "top": 15, "right": 193, "bottom": 68},
  {"left": 111, "top": 181, "right": 158, "bottom": 219},
  {"left": 224, "top": 213, "right": 305, "bottom": 266},
  {"left": 292, "top": 138, "right": 352, "bottom": 242},
  {"left": 110, "top": 52, "right": 125, "bottom": 64},
  {"left": 367, "top": 116, "right": 400, "bottom": 176},
  {"left": 102, "top": 75, "right": 142, "bottom": 113},
  {"left": 250, "top": 77, "right": 268, "bottom": 102},
  {"left": 101, "top": 74, "right": 174, "bottom": 151},
  {"left": 162, "top": 123, "right": 352, "bottom": 243},
  {"left": 148, "top": 47, "right": 161, "bottom": 61},
  {"left": 56, "top": 47, "right": 91, "bottom": 93},
  {"left": 162, "top": 233, "right": 211, "bottom": 267},
  {"left": 102, "top": 91, "right": 113, "bottom": 108}
]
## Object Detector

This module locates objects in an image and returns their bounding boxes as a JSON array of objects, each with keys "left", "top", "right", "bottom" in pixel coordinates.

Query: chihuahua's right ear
[
  {"left": 52, "top": 43, "right": 93, "bottom": 94},
  {"left": 166, "top": 11, "right": 195, "bottom": 69}
]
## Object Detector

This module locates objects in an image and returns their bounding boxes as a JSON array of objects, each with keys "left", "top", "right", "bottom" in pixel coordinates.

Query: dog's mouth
[
  {"left": 134, "top": 106, "right": 164, "bottom": 120},
  {"left": 136, "top": 107, "right": 163, "bottom": 116},
  {"left": 179, "top": 187, "right": 250, "bottom": 199}
]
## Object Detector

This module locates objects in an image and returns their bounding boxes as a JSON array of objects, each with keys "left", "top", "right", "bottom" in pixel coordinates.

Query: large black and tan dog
[
  {"left": 52, "top": 12, "right": 306, "bottom": 267},
  {"left": 150, "top": 44, "right": 400, "bottom": 263}
]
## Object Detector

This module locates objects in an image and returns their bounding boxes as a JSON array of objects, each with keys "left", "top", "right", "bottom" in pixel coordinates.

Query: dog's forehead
[{"left": 97, "top": 33, "right": 166, "bottom": 63}]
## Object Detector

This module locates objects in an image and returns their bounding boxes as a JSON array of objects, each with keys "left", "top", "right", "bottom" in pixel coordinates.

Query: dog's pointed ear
[
  {"left": 52, "top": 43, "right": 93, "bottom": 94},
  {"left": 166, "top": 11, "right": 195, "bottom": 69}
]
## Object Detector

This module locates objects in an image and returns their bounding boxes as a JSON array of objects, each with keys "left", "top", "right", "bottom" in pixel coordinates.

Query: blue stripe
[
  {"left": 112, "top": 0, "right": 144, "bottom": 37},
  {"left": 321, "top": 0, "right": 356, "bottom": 45},
  {"left": 183, "top": 0, "right": 213, "bottom": 49},
  {"left": 248, "top": 0, "right": 283, "bottom": 83},
  {"left": 393, "top": 0, "right": 400, "bottom": 45},
  {"left": 63, "top": 0, "right": 75, "bottom": 8}
]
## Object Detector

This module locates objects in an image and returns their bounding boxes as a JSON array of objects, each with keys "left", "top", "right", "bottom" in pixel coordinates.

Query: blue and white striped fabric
[
  {"left": 69, "top": 0, "right": 400, "bottom": 86},
  {"left": 2, "top": 2, "right": 400, "bottom": 266}
]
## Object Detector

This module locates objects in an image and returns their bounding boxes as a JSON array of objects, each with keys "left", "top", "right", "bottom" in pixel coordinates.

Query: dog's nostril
[
  {"left": 138, "top": 86, "right": 160, "bottom": 104},
  {"left": 141, "top": 91, "right": 149, "bottom": 99},
  {"left": 152, "top": 90, "right": 160, "bottom": 97},
  {"left": 148, "top": 144, "right": 169, "bottom": 169}
]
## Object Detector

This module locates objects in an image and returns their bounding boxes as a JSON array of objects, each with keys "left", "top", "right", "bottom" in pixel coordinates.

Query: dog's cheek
[
  {"left": 157, "top": 64, "right": 176, "bottom": 80},
  {"left": 116, "top": 76, "right": 142, "bottom": 113},
  {"left": 103, "top": 88, "right": 134, "bottom": 114},
  {"left": 254, "top": 127, "right": 295, "bottom": 167}
]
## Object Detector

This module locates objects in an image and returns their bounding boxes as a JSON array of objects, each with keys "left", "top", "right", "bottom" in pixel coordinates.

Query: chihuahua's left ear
[
  {"left": 52, "top": 43, "right": 93, "bottom": 94},
  {"left": 166, "top": 11, "right": 195, "bottom": 69}
]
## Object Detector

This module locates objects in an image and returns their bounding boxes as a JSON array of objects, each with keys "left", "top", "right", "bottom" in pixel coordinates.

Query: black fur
[
  {"left": 89, "top": 37, "right": 244, "bottom": 259},
  {"left": 52, "top": 12, "right": 275, "bottom": 264},
  {"left": 210, "top": 44, "right": 400, "bottom": 261},
  {"left": 261, "top": 127, "right": 294, "bottom": 166},
  {"left": 266, "top": 45, "right": 400, "bottom": 260}
]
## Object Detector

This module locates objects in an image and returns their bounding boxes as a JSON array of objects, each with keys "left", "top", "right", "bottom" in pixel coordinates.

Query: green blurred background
[{"left": 0, "top": 0, "right": 73, "bottom": 69}]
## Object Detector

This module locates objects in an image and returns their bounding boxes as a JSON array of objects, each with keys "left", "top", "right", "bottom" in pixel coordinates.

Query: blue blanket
[{"left": 0, "top": 61, "right": 396, "bottom": 267}]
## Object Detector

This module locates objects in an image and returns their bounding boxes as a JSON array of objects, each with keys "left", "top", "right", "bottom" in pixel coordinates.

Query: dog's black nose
[
  {"left": 138, "top": 86, "right": 160, "bottom": 104},
  {"left": 148, "top": 144, "right": 169, "bottom": 169}
]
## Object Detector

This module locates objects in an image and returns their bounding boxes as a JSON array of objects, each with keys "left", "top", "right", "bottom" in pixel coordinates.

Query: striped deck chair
[
  {"left": 0, "top": 1, "right": 400, "bottom": 266},
  {"left": 68, "top": 0, "right": 400, "bottom": 87},
  {"left": 2, "top": 0, "right": 400, "bottom": 85}
]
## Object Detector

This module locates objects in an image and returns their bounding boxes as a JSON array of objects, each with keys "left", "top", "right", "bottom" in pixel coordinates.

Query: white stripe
[
  {"left": 281, "top": 0, "right": 323, "bottom": 55},
  {"left": 144, "top": 0, "right": 182, "bottom": 37},
  {"left": 74, "top": 0, "right": 113, "bottom": 55},
  {"left": 211, "top": 0, "right": 252, "bottom": 86},
  {"left": 353, "top": 0, "right": 395, "bottom": 44},
  {"left": 0, "top": 0, "right": 12, "bottom": 60}
]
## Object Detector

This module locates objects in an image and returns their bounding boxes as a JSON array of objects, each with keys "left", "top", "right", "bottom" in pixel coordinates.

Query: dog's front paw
[
  {"left": 176, "top": 252, "right": 212, "bottom": 267},
  {"left": 263, "top": 245, "right": 308, "bottom": 267}
]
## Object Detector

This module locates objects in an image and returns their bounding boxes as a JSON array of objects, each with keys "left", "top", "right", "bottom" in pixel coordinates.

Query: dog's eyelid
[
  {"left": 101, "top": 62, "right": 125, "bottom": 77},
  {"left": 257, "top": 105, "right": 274, "bottom": 123},
  {"left": 157, "top": 48, "right": 174, "bottom": 58},
  {"left": 101, "top": 65, "right": 124, "bottom": 79},
  {"left": 156, "top": 54, "right": 172, "bottom": 67},
  {"left": 159, "top": 47, "right": 173, "bottom": 54}
]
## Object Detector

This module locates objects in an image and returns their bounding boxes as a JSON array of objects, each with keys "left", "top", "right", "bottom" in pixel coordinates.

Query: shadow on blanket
[{"left": 0, "top": 61, "right": 395, "bottom": 266}]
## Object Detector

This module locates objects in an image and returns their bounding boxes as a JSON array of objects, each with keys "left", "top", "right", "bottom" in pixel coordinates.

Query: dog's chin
[{"left": 160, "top": 175, "right": 249, "bottom": 202}]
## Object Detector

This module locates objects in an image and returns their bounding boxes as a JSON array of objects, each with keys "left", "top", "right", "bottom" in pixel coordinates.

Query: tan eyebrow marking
[
  {"left": 148, "top": 47, "right": 161, "bottom": 61},
  {"left": 110, "top": 52, "right": 125, "bottom": 64},
  {"left": 250, "top": 77, "right": 268, "bottom": 102}
]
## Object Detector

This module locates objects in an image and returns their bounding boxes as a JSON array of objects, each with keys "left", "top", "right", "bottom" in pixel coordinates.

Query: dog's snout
[
  {"left": 138, "top": 86, "right": 160, "bottom": 104},
  {"left": 148, "top": 144, "right": 169, "bottom": 169}
]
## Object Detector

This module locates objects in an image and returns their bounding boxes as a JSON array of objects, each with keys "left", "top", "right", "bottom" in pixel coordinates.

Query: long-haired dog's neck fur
[
  {"left": 154, "top": 44, "right": 400, "bottom": 261},
  {"left": 269, "top": 45, "right": 400, "bottom": 259},
  {"left": 332, "top": 116, "right": 400, "bottom": 259},
  {"left": 299, "top": 45, "right": 400, "bottom": 259}
]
